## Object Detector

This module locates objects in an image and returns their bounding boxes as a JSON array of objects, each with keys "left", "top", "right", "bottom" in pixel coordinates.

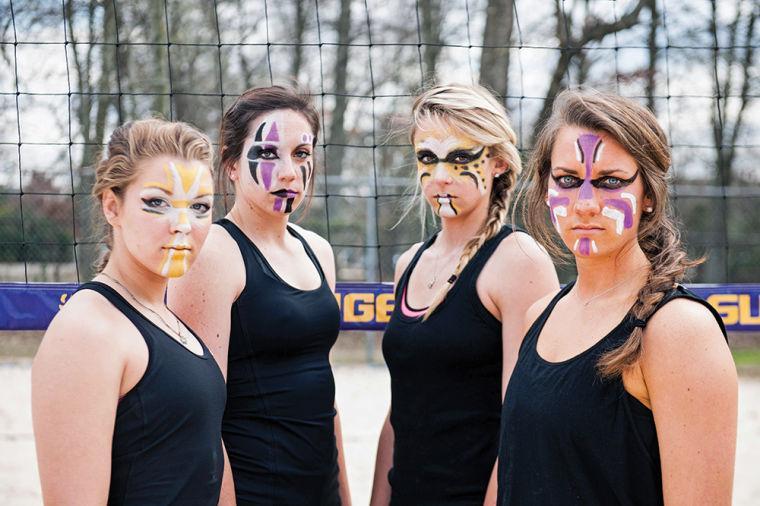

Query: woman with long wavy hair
[
  {"left": 370, "top": 84, "right": 558, "bottom": 505},
  {"left": 498, "top": 89, "right": 737, "bottom": 505}
]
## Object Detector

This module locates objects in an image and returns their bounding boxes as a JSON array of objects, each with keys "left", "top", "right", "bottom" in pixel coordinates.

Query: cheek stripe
[
  {"left": 621, "top": 192, "right": 637, "bottom": 214},
  {"left": 273, "top": 198, "right": 282, "bottom": 212},
  {"left": 604, "top": 198, "right": 634, "bottom": 230},
  {"left": 602, "top": 206, "right": 626, "bottom": 235},
  {"left": 460, "top": 170, "right": 480, "bottom": 188},
  {"left": 260, "top": 161, "right": 276, "bottom": 190},
  {"left": 248, "top": 160, "right": 260, "bottom": 184}
]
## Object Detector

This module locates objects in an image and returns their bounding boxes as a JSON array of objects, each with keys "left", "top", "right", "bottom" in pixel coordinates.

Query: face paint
[
  {"left": 246, "top": 121, "right": 280, "bottom": 191},
  {"left": 141, "top": 161, "right": 213, "bottom": 277},
  {"left": 245, "top": 117, "right": 314, "bottom": 215},
  {"left": 547, "top": 188, "right": 569, "bottom": 232},
  {"left": 416, "top": 138, "right": 488, "bottom": 196},
  {"left": 573, "top": 237, "right": 598, "bottom": 256}
]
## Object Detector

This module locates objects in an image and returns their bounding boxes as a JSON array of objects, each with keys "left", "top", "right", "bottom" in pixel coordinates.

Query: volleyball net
[{"left": 0, "top": 0, "right": 758, "bottom": 331}]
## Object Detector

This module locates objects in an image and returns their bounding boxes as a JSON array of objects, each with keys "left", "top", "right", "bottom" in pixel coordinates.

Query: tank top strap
[
  {"left": 76, "top": 281, "right": 156, "bottom": 347},
  {"left": 635, "top": 284, "right": 728, "bottom": 342},
  {"left": 520, "top": 281, "right": 575, "bottom": 353},
  {"left": 395, "top": 233, "right": 439, "bottom": 303},
  {"left": 215, "top": 218, "right": 272, "bottom": 284},
  {"left": 285, "top": 224, "right": 327, "bottom": 283},
  {"left": 457, "top": 224, "right": 518, "bottom": 286}
]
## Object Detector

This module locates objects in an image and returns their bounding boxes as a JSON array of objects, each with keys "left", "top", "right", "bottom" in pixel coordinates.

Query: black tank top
[
  {"left": 382, "top": 225, "right": 516, "bottom": 506},
  {"left": 498, "top": 282, "right": 728, "bottom": 506},
  {"left": 76, "top": 282, "right": 226, "bottom": 506},
  {"left": 217, "top": 219, "right": 341, "bottom": 506}
]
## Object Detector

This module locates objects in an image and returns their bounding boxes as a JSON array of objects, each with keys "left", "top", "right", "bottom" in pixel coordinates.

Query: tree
[{"left": 479, "top": 0, "right": 514, "bottom": 101}]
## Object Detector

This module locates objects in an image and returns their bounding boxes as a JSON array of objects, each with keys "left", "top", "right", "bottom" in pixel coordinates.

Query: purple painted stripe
[
  {"left": 604, "top": 198, "right": 634, "bottom": 229},
  {"left": 578, "top": 237, "right": 591, "bottom": 256},
  {"left": 260, "top": 161, "right": 275, "bottom": 190},
  {"left": 265, "top": 122, "right": 280, "bottom": 142},
  {"left": 577, "top": 134, "right": 601, "bottom": 200},
  {"left": 273, "top": 197, "right": 282, "bottom": 212},
  {"left": 548, "top": 195, "right": 570, "bottom": 223}
]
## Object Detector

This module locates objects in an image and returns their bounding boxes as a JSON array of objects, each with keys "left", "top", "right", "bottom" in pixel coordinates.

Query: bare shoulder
[
  {"left": 289, "top": 223, "right": 333, "bottom": 259},
  {"left": 643, "top": 296, "right": 729, "bottom": 357},
  {"left": 37, "top": 289, "right": 131, "bottom": 363},
  {"left": 173, "top": 222, "right": 245, "bottom": 294},
  {"left": 394, "top": 242, "right": 424, "bottom": 284},
  {"left": 523, "top": 290, "right": 560, "bottom": 333},
  {"left": 489, "top": 230, "right": 555, "bottom": 274}
]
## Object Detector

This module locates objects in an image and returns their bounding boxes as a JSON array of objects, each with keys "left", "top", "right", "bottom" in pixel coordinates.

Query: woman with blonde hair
[
  {"left": 498, "top": 89, "right": 737, "bottom": 505},
  {"left": 32, "top": 119, "right": 225, "bottom": 504},
  {"left": 370, "top": 84, "right": 558, "bottom": 505}
]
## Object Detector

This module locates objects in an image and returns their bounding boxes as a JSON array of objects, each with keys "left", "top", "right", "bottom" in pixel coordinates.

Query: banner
[{"left": 1, "top": 282, "right": 759, "bottom": 332}]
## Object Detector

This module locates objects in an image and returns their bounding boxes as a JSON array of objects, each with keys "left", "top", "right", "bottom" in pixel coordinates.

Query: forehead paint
[
  {"left": 142, "top": 162, "right": 212, "bottom": 278},
  {"left": 575, "top": 133, "right": 604, "bottom": 200},
  {"left": 301, "top": 132, "right": 314, "bottom": 144}
]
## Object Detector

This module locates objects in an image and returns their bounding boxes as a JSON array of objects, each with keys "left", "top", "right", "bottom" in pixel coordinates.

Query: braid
[
  {"left": 422, "top": 171, "right": 513, "bottom": 321},
  {"left": 597, "top": 211, "right": 701, "bottom": 377}
]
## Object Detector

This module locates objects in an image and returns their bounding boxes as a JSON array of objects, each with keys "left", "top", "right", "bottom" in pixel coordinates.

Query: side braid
[
  {"left": 597, "top": 210, "right": 701, "bottom": 378},
  {"left": 422, "top": 171, "right": 513, "bottom": 320}
]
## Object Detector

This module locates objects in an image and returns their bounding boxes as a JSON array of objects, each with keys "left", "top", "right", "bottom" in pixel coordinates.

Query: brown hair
[
  {"left": 410, "top": 84, "right": 522, "bottom": 320},
  {"left": 521, "top": 89, "right": 700, "bottom": 378},
  {"left": 218, "top": 86, "right": 320, "bottom": 212},
  {"left": 92, "top": 118, "right": 214, "bottom": 272}
]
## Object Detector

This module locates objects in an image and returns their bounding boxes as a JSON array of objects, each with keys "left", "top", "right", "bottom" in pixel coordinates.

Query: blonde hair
[
  {"left": 92, "top": 118, "right": 214, "bottom": 272},
  {"left": 410, "top": 84, "right": 522, "bottom": 320},
  {"left": 521, "top": 89, "right": 700, "bottom": 378}
]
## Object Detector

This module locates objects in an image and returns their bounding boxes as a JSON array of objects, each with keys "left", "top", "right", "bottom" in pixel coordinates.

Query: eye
[
  {"left": 142, "top": 197, "right": 168, "bottom": 209},
  {"left": 452, "top": 153, "right": 476, "bottom": 164},
  {"left": 552, "top": 175, "right": 582, "bottom": 189},
  {"left": 596, "top": 176, "right": 623, "bottom": 190},
  {"left": 190, "top": 202, "right": 211, "bottom": 214},
  {"left": 249, "top": 145, "right": 278, "bottom": 160},
  {"left": 258, "top": 148, "right": 278, "bottom": 160},
  {"left": 416, "top": 151, "right": 438, "bottom": 164},
  {"left": 294, "top": 149, "right": 311, "bottom": 160}
]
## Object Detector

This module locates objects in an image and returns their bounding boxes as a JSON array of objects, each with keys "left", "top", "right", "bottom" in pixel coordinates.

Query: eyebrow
[
  {"left": 142, "top": 184, "right": 172, "bottom": 194},
  {"left": 551, "top": 166, "right": 633, "bottom": 176}
]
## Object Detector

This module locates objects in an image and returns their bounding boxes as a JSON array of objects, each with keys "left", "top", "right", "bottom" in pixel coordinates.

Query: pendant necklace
[{"left": 100, "top": 272, "right": 188, "bottom": 345}]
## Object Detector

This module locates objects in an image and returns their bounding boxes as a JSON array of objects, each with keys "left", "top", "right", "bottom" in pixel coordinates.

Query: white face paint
[{"left": 140, "top": 161, "right": 213, "bottom": 277}]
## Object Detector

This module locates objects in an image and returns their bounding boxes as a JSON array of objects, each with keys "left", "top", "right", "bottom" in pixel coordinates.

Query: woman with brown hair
[
  {"left": 32, "top": 119, "right": 224, "bottom": 504},
  {"left": 168, "top": 86, "right": 351, "bottom": 505},
  {"left": 498, "top": 89, "right": 737, "bottom": 505},
  {"left": 370, "top": 84, "right": 558, "bottom": 505}
]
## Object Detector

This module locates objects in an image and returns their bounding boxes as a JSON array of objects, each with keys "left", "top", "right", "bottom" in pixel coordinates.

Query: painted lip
[
  {"left": 163, "top": 245, "right": 192, "bottom": 251},
  {"left": 435, "top": 193, "right": 456, "bottom": 199},
  {"left": 270, "top": 189, "right": 299, "bottom": 198}
]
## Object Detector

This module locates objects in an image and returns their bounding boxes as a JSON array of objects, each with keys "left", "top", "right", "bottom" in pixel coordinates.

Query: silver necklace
[
  {"left": 579, "top": 278, "right": 635, "bottom": 307},
  {"left": 100, "top": 272, "right": 188, "bottom": 345},
  {"left": 426, "top": 243, "right": 465, "bottom": 289}
]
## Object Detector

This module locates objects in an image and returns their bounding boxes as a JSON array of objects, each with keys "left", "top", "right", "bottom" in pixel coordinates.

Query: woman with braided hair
[
  {"left": 498, "top": 89, "right": 737, "bottom": 505},
  {"left": 370, "top": 84, "right": 558, "bottom": 505}
]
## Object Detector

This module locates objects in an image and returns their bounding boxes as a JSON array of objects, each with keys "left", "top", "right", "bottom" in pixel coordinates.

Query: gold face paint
[{"left": 140, "top": 161, "right": 213, "bottom": 278}]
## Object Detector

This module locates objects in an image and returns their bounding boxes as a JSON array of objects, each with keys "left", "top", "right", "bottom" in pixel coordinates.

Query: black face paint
[
  {"left": 246, "top": 144, "right": 260, "bottom": 184},
  {"left": 254, "top": 122, "right": 266, "bottom": 142},
  {"left": 460, "top": 171, "right": 480, "bottom": 187},
  {"left": 284, "top": 198, "right": 294, "bottom": 213},
  {"left": 442, "top": 147, "right": 485, "bottom": 164},
  {"left": 300, "top": 165, "right": 307, "bottom": 188}
]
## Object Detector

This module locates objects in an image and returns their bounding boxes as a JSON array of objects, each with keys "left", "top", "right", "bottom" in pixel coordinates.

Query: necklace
[
  {"left": 426, "top": 243, "right": 465, "bottom": 289},
  {"left": 579, "top": 277, "right": 636, "bottom": 307},
  {"left": 100, "top": 272, "right": 188, "bottom": 345}
]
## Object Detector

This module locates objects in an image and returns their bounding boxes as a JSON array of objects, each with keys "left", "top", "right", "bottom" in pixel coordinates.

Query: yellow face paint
[{"left": 140, "top": 161, "right": 213, "bottom": 278}]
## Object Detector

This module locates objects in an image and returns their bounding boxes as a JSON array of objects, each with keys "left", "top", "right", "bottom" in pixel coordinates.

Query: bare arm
[
  {"left": 334, "top": 409, "right": 352, "bottom": 506},
  {"left": 369, "top": 243, "right": 421, "bottom": 506},
  {"left": 32, "top": 295, "right": 129, "bottom": 504},
  {"left": 480, "top": 232, "right": 559, "bottom": 505},
  {"left": 641, "top": 298, "right": 737, "bottom": 505},
  {"left": 168, "top": 224, "right": 244, "bottom": 505}
]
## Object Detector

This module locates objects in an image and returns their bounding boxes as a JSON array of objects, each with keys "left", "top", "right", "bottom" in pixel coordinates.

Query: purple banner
[{"left": 1, "top": 282, "right": 758, "bottom": 332}]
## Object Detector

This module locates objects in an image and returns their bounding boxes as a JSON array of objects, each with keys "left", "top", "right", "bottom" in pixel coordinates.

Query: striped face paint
[
  {"left": 140, "top": 162, "right": 213, "bottom": 277},
  {"left": 416, "top": 135, "right": 489, "bottom": 217},
  {"left": 246, "top": 119, "right": 314, "bottom": 214}
]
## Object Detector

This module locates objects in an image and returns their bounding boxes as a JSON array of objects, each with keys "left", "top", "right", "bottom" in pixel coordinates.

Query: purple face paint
[
  {"left": 575, "top": 134, "right": 604, "bottom": 200},
  {"left": 265, "top": 122, "right": 280, "bottom": 142},
  {"left": 259, "top": 161, "right": 276, "bottom": 190},
  {"left": 602, "top": 197, "right": 634, "bottom": 235},
  {"left": 578, "top": 237, "right": 591, "bottom": 256},
  {"left": 273, "top": 198, "right": 283, "bottom": 212},
  {"left": 548, "top": 190, "right": 570, "bottom": 225}
]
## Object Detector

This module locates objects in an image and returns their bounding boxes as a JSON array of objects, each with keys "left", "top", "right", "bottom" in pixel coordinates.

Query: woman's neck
[
  {"left": 437, "top": 200, "right": 490, "bottom": 251},
  {"left": 99, "top": 252, "right": 168, "bottom": 307},
  {"left": 228, "top": 200, "right": 290, "bottom": 244},
  {"left": 573, "top": 240, "right": 651, "bottom": 299}
]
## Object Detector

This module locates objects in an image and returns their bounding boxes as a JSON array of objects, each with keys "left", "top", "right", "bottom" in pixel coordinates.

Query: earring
[
  {"left": 644, "top": 206, "right": 653, "bottom": 213},
  {"left": 494, "top": 173, "right": 501, "bottom": 179}
]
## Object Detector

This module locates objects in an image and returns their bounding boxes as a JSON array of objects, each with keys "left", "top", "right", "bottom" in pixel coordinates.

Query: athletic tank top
[
  {"left": 498, "top": 282, "right": 728, "bottom": 506},
  {"left": 382, "top": 225, "right": 516, "bottom": 506},
  {"left": 76, "top": 281, "right": 226, "bottom": 506},
  {"left": 217, "top": 219, "right": 341, "bottom": 506}
]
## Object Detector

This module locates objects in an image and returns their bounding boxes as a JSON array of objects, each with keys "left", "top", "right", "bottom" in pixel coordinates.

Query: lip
[
  {"left": 435, "top": 193, "right": 455, "bottom": 199},
  {"left": 571, "top": 225, "right": 605, "bottom": 233},
  {"left": 163, "top": 245, "right": 192, "bottom": 251},
  {"left": 270, "top": 189, "right": 299, "bottom": 198}
]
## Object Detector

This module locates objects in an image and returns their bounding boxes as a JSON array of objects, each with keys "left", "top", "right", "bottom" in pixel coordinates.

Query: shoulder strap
[
  {"left": 458, "top": 224, "right": 516, "bottom": 282},
  {"left": 76, "top": 281, "right": 154, "bottom": 340},
  {"left": 639, "top": 285, "right": 728, "bottom": 342},
  {"left": 286, "top": 225, "right": 327, "bottom": 282}
]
